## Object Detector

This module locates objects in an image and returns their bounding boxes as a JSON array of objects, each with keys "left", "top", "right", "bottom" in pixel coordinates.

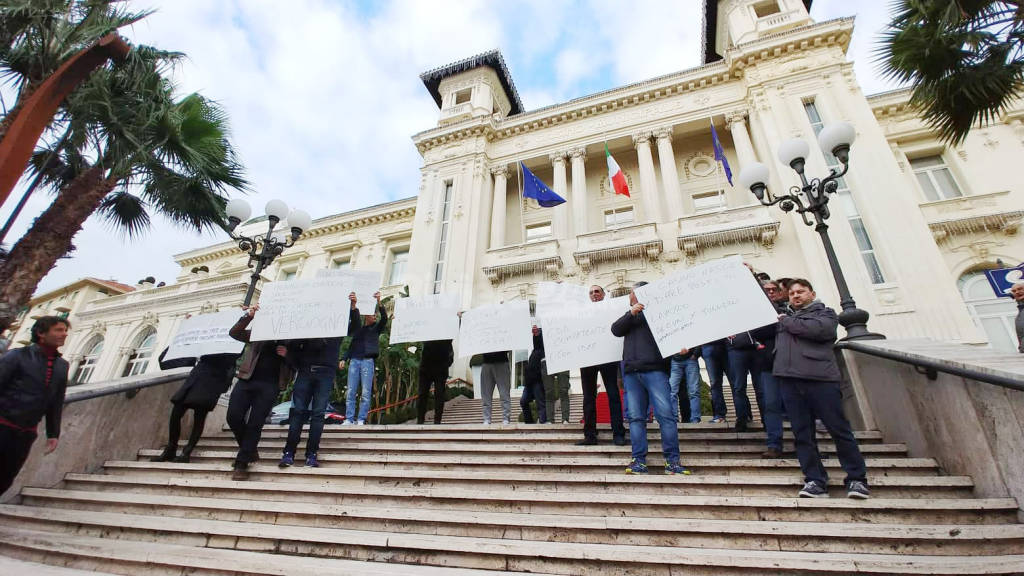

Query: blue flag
[
  {"left": 520, "top": 162, "right": 566, "bottom": 207},
  {"left": 710, "top": 121, "right": 733, "bottom": 186}
]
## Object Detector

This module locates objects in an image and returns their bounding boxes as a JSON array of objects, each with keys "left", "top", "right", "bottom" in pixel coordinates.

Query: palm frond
[{"left": 96, "top": 189, "right": 151, "bottom": 238}]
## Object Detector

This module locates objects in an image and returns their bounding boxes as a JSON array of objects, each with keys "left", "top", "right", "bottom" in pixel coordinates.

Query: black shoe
[
  {"left": 575, "top": 438, "right": 598, "bottom": 446},
  {"left": 734, "top": 418, "right": 748, "bottom": 433},
  {"left": 612, "top": 435, "right": 627, "bottom": 446},
  {"left": 173, "top": 449, "right": 192, "bottom": 463},
  {"left": 150, "top": 446, "right": 176, "bottom": 462}
]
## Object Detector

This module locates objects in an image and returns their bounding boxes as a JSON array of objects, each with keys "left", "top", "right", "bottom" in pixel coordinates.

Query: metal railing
[{"left": 65, "top": 368, "right": 191, "bottom": 404}]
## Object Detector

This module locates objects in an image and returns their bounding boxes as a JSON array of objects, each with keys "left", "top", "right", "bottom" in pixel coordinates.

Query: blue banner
[{"left": 984, "top": 264, "right": 1024, "bottom": 298}]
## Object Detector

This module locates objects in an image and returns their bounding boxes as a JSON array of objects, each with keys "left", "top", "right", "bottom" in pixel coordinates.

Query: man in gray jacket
[
  {"left": 1011, "top": 282, "right": 1024, "bottom": 353},
  {"left": 773, "top": 279, "right": 869, "bottom": 500}
]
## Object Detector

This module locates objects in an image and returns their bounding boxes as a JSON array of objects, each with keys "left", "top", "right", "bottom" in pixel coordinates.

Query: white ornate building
[{"left": 25, "top": 0, "right": 1024, "bottom": 387}]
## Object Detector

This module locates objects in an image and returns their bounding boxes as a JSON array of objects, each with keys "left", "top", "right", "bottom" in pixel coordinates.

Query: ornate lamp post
[
  {"left": 223, "top": 198, "right": 313, "bottom": 306},
  {"left": 736, "top": 122, "right": 884, "bottom": 341}
]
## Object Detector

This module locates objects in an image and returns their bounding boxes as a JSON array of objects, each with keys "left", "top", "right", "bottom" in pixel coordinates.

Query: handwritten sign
[
  {"left": 535, "top": 281, "right": 590, "bottom": 320},
  {"left": 316, "top": 268, "right": 381, "bottom": 309},
  {"left": 164, "top": 309, "right": 245, "bottom": 361},
  {"left": 542, "top": 296, "right": 630, "bottom": 373},
  {"left": 457, "top": 301, "right": 532, "bottom": 358},
  {"left": 634, "top": 256, "right": 779, "bottom": 357},
  {"left": 250, "top": 276, "right": 353, "bottom": 341},
  {"left": 390, "top": 293, "right": 460, "bottom": 344}
]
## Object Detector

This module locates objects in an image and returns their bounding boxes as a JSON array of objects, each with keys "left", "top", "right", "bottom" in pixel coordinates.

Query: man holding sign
[
  {"left": 611, "top": 282, "right": 690, "bottom": 476},
  {"left": 342, "top": 291, "right": 386, "bottom": 426},
  {"left": 578, "top": 285, "right": 626, "bottom": 446}
]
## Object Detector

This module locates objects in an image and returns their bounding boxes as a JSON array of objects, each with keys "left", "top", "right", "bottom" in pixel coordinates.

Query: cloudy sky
[{"left": 4, "top": 0, "right": 901, "bottom": 295}]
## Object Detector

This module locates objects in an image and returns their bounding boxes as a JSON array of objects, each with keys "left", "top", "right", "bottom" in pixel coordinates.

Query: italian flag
[{"left": 606, "top": 144, "right": 630, "bottom": 197}]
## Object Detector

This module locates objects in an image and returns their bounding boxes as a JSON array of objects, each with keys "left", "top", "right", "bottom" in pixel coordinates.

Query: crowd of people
[{"left": 10, "top": 274, "right": 1023, "bottom": 497}]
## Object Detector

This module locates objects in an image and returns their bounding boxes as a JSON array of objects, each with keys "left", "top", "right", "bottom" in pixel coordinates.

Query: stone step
[
  {"left": 133, "top": 449, "right": 942, "bottom": 476},
  {"left": 57, "top": 473, "right": 1020, "bottom": 525},
  {"left": 0, "top": 526, "right": 541, "bottom": 576},
  {"left": 17, "top": 488, "right": 1023, "bottom": 556},
  {"left": 95, "top": 460, "right": 974, "bottom": 498},
  {"left": 2, "top": 505, "right": 1022, "bottom": 575},
  {"left": 0, "top": 556, "right": 120, "bottom": 576},
  {"left": 237, "top": 421, "right": 788, "bottom": 433}
]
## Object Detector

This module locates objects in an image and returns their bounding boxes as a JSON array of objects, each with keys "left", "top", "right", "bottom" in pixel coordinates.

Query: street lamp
[
  {"left": 736, "top": 122, "right": 883, "bottom": 341},
  {"left": 224, "top": 198, "right": 312, "bottom": 306}
]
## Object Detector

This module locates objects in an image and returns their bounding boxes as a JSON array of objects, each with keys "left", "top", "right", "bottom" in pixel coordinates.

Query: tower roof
[
  {"left": 419, "top": 49, "right": 524, "bottom": 116},
  {"left": 701, "top": 0, "right": 814, "bottom": 64}
]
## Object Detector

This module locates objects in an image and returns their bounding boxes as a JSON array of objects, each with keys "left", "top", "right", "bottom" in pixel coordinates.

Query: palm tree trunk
[
  {"left": 0, "top": 164, "right": 111, "bottom": 332},
  {"left": 0, "top": 82, "right": 38, "bottom": 143}
]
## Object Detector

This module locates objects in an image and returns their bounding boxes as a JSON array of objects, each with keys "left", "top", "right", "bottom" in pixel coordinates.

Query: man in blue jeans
[
  {"left": 342, "top": 291, "right": 386, "bottom": 426},
  {"left": 750, "top": 279, "right": 789, "bottom": 458},
  {"left": 611, "top": 281, "right": 689, "bottom": 476},
  {"left": 278, "top": 336, "right": 343, "bottom": 468}
]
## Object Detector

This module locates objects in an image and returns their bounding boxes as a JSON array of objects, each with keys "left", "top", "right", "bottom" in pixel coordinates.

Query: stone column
[
  {"left": 569, "top": 147, "right": 588, "bottom": 236},
  {"left": 654, "top": 127, "right": 684, "bottom": 221},
  {"left": 726, "top": 111, "right": 757, "bottom": 168},
  {"left": 489, "top": 165, "right": 509, "bottom": 249},
  {"left": 550, "top": 152, "right": 570, "bottom": 238},
  {"left": 633, "top": 131, "right": 661, "bottom": 222}
]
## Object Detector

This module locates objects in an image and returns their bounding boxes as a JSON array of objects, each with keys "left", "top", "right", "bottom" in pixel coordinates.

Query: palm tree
[
  {"left": 876, "top": 1, "right": 1024, "bottom": 145},
  {"left": 0, "top": 46, "right": 248, "bottom": 331}
]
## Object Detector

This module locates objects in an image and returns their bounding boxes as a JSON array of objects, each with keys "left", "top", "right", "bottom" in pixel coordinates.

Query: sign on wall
[
  {"left": 316, "top": 268, "right": 382, "bottom": 309},
  {"left": 541, "top": 296, "right": 630, "bottom": 374},
  {"left": 164, "top": 309, "right": 245, "bottom": 361},
  {"left": 457, "top": 301, "right": 532, "bottom": 358},
  {"left": 250, "top": 276, "right": 354, "bottom": 341},
  {"left": 390, "top": 293, "right": 460, "bottom": 344},
  {"left": 634, "top": 255, "right": 779, "bottom": 357},
  {"left": 984, "top": 264, "right": 1024, "bottom": 298}
]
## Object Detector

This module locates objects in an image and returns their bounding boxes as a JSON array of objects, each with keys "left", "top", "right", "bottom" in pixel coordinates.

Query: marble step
[
  {"left": 96, "top": 460, "right": 973, "bottom": 498},
  {"left": 17, "top": 488, "right": 1023, "bottom": 556},
  {"left": 56, "top": 473, "right": 1020, "bottom": 525},
  {"left": 2, "top": 506, "right": 1023, "bottom": 575},
  {"left": 0, "top": 556, "right": 120, "bottom": 576},
  {"left": 244, "top": 421, "right": 784, "bottom": 433}
]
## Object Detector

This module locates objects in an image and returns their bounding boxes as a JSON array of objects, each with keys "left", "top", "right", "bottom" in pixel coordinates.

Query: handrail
[
  {"left": 835, "top": 341, "right": 1024, "bottom": 393},
  {"left": 366, "top": 377, "right": 472, "bottom": 416},
  {"left": 64, "top": 368, "right": 192, "bottom": 404}
]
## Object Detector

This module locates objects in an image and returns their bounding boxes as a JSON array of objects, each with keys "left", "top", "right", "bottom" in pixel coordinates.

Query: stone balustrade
[{"left": 676, "top": 204, "right": 780, "bottom": 259}]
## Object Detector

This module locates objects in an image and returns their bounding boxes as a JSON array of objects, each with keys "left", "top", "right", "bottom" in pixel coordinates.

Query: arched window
[
  {"left": 74, "top": 337, "right": 104, "bottom": 384},
  {"left": 959, "top": 270, "right": 1019, "bottom": 352},
  {"left": 122, "top": 329, "right": 157, "bottom": 377}
]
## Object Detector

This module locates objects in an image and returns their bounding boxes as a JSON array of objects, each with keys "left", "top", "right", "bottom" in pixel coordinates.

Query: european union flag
[
  {"left": 520, "top": 162, "right": 566, "bottom": 207},
  {"left": 710, "top": 121, "right": 733, "bottom": 186}
]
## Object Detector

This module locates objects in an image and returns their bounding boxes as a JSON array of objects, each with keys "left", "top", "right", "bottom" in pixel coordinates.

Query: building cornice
[{"left": 75, "top": 282, "right": 252, "bottom": 320}]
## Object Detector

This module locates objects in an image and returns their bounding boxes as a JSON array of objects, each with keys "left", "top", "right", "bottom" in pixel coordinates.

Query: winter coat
[
  {"left": 526, "top": 331, "right": 545, "bottom": 384},
  {"left": 420, "top": 339, "right": 454, "bottom": 373},
  {"left": 0, "top": 344, "right": 69, "bottom": 438},
  {"left": 158, "top": 349, "right": 238, "bottom": 411},
  {"left": 772, "top": 300, "right": 841, "bottom": 382},
  {"left": 611, "top": 310, "right": 670, "bottom": 373},
  {"left": 345, "top": 305, "right": 388, "bottom": 360},
  {"left": 229, "top": 314, "right": 296, "bottom": 388},
  {"left": 1016, "top": 302, "right": 1024, "bottom": 354},
  {"left": 292, "top": 337, "right": 344, "bottom": 367}
]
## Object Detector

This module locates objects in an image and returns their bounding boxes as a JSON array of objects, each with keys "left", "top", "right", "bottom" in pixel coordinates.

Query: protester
[
  {"left": 725, "top": 331, "right": 760, "bottom": 432},
  {"left": 750, "top": 280, "right": 788, "bottom": 458},
  {"left": 227, "top": 305, "right": 295, "bottom": 481},
  {"left": 668, "top": 347, "right": 701, "bottom": 423},
  {"left": 153, "top": 348, "right": 238, "bottom": 464},
  {"left": 699, "top": 339, "right": 730, "bottom": 423},
  {"left": 342, "top": 291, "right": 386, "bottom": 426},
  {"left": 611, "top": 282, "right": 689, "bottom": 475},
  {"left": 774, "top": 278, "right": 869, "bottom": 499},
  {"left": 1011, "top": 281, "right": 1024, "bottom": 353},
  {"left": 416, "top": 338, "right": 454, "bottom": 424},
  {"left": 578, "top": 285, "right": 626, "bottom": 446},
  {"left": 479, "top": 349, "right": 511, "bottom": 425},
  {"left": 521, "top": 326, "right": 547, "bottom": 424},
  {"left": 0, "top": 316, "right": 70, "bottom": 496},
  {"left": 540, "top": 332, "right": 571, "bottom": 425},
  {"left": 279, "top": 335, "right": 344, "bottom": 467}
]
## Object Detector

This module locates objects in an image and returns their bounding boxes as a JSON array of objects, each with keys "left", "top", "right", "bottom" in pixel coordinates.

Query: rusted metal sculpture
[{"left": 0, "top": 33, "right": 130, "bottom": 207}]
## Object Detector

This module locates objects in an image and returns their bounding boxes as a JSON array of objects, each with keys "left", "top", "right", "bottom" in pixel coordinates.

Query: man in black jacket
[
  {"left": 520, "top": 326, "right": 547, "bottom": 424},
  {"left": 0, "top": 316, "right": 70, "bottom": 495},
  {"left": 279, "top": 334, "right": 344, "bottom": 467},
  {"left": 774, "top": 279, "right": 869, "bottom": 499},
  {"left": 416, "top": 338, "right": 454, "bottom": 424},
  {"left": 751, "top": 279, "right": 788, "bottom": 458},
  {"left": 611, "top": 282, "right": 689, "bottom": 476},
  {"left": 577, "top": 285, "right": 626, "bottom": 446},
  {"left": 343, "top": 291, "right": 386, "bottom": 425}
]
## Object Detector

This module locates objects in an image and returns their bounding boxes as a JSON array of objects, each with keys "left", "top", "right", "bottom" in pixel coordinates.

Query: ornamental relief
[{"left": 680, "top": 152, "right": 716, "bottom": 180}]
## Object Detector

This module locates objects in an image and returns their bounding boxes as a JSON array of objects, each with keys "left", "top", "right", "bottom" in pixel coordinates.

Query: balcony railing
[
  {"left": 677, "top": 204, "right": 780, "bottom": 258},
  {"left": 920, "top": 191, "right": 1023, "bottom": 241},
  {"left": 572, "top": 222, "right": 663, "bottom": 272},
  {"left": 481, "top": 239, "right": 562, "bottom": 284}
]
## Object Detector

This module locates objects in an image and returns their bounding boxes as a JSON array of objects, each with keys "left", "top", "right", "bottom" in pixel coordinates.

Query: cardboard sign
[
  {"left": 541, "top": 296, "right": 630, "bottom": 373},
  {"left": 634, "top": 256, "right": 779, "bottom": 357},
  {"left": 535, "top": 281, "right": 590, "bottom": 320},
  {"left": 250, "top": 276, "right": 353, "bottom": 341},
  {"left": 164, "top": 309, "right": 245, "bottom": 361},
  {"left": 457, "top": 301, "right": 532, "bottom": 358},
  {"left": 316, "top": 268, "right": 381, "bottom": 309},
  {"left": 390, "top": 293, "right": 460, "bottom": 344}
]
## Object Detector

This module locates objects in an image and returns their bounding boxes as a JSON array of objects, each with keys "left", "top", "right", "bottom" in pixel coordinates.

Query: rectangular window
[
  {"left": 279, "top": 269, "right": 297, "bottom": 281},
  {"left": 330, "top": 259, "right": 351, "bottom": 270},
  {"left": 693, "top": 191, "right": 726, "bottom": 213},
  {"left": 525, "top": 222, "right": 553, "bottom": 243},
  {"left": 453, "top": 88, "right": 472, "bottom": 105},
  {"left": 753, "top": 0, "right": 781, "bottom": 18},
  {"left": 433, "top": 181, "right": 454, "bottom": 294},
  {"left": 804, "top": 100, "right": 886, "bottom": 284},
  {"left": 604, "top": 207, "right": 634, "bottom": 229},
  {"left": 910, "top": 155, "right": 963, "bottom": 202},
  {"left": 388, "top": 249, "right": 409, "bottom": 286}
]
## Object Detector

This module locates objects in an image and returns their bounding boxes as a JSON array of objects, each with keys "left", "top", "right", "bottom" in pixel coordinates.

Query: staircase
[{"left": 2, "top": 396, "right": 1023, "bottom": 575}]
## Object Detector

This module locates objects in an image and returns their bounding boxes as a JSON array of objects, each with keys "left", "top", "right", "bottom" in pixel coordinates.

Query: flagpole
[
  {"left": 517, "top": 161, "right": 526, "bottom": 244},
  {"left": 711, "top": 116, "right": 727, "bottom": 212}
]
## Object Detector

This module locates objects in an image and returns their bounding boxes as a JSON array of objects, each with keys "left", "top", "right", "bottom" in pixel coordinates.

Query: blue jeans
[
  {"left": 726, "top": 347, "right": 757, "bottom": 422},
  {"left": 760, "top": 371, "right": 784, "bottom": 450},
  {"left": 345, "top": 358, "right": 374, "bottom": 422},
  {"left": 623, "top": 370, "right": 680, "bottom": 464},
  {"left": 285, "top": 364, "right": 335, "bottom": 457},
  {"left": 669, "top": 356, "right": 702, "bottom": 423},
  {"left": 700, "top": 343, "right": 729, "bottom": 419}
]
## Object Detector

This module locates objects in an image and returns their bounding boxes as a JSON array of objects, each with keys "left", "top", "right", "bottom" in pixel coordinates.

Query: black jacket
[
  {"left": 526, "top": 331, "right": 545, "bottom": 384},
  {"left": 611, "top": 311, "right": 669, "bottom": 373},
  {"left": 0, "top": 344, "right": 69, "bottom": 438},
  {"left": 292, "top": 337, "right": 344, "bottom": 368},
  {"left": 420, "top": 339, "right": 454, "bottom": 373},
  {"left": 772, "top": 301, "right": 841, "bottom": 381},
  {"left": 345, "top": 305, "right": 388, "bottom": 360},
  {"left": 158, "top": 349, "right": 238, "bottom": 411}
]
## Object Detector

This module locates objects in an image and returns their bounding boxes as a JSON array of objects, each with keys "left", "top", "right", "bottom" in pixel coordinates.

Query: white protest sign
[
  {"left": 535, "top": 281, "right": 589, "bottom": 320},
  {"left": 457, "top": 301, "right": 532, "bottom": 358},
  {"left": 250, "top": 276, "right": 353, "bottom": 341},
  {"left": 542, "top": 296, "right": 630, "bottom": 373},
  {"left": 316, "top": 268, "right": 381, "bottom": 309},
  {"left": 390, "top": 293, "right": 460, "bottom": 344},
  {"left": 164, "top": 309, "right": 245, "bottom": 361},
  {"left": 634, "top": 255, "right": 779, "bottom": 357}
]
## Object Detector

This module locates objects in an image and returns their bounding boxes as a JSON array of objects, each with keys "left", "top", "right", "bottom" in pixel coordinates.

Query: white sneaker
[
  {"left": 341, "top": 420, "right": 354, "bottom": 426},
  {"left": 356, "top": 420, "right": 366, "bottom": 426},
  {"left": 562, "top": 420, "right": 570, "bottom": 424},
  {"left": 483, "top": 419, "right": 491, "bottom": 425}
]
